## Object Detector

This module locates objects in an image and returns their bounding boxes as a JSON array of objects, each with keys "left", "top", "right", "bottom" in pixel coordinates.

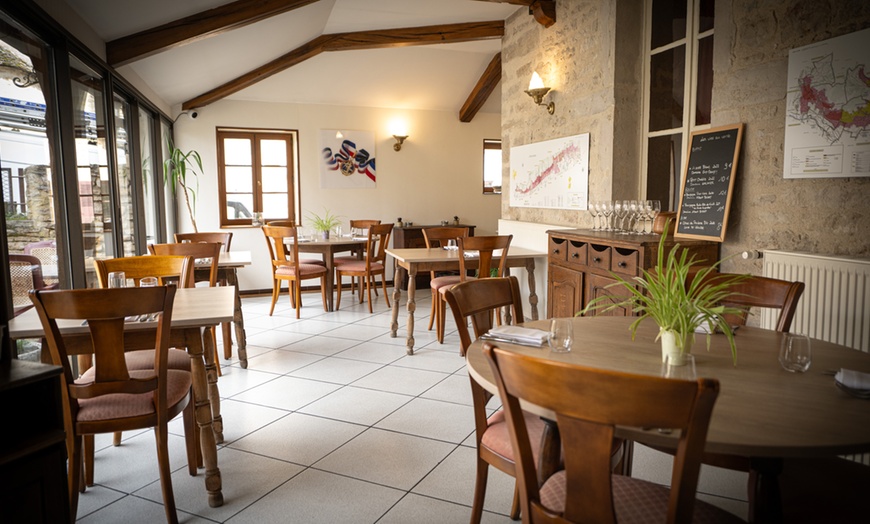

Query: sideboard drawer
[
  {"left": 588, "top": 244, "right": 611, "bottom": 271},
  {"left": 612, "top": 248, "right": 639, "bottom": 276},
  {"left": 549, "top": 237, "right": 568, "bottom": 262},
  {"left": 567, "top": 241, "right": 587, "bottom": 266}
]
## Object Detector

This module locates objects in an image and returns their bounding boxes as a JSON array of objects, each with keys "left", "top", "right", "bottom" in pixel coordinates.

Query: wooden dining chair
[
  {"left": 174, "top": 231, "right": 238, "bottom": 361},
  {"left": 334, "top": 219, "right": 382, "bottom": 293},
  {"left": 9, "top": 253, "right": 59, "bottom": 315},
  {"left": 422, "top": 226, "right": 469, "bottom": 341},
  {"left": 149, "top": 242, "right": 224, "bottom": 375},
  {"left": 29, "top": 286, "right": 195, "bottom": 524},
  {"left": 262, "top": 224, "right": 329, "bottom": 318},
  {"left": 443, "top": 276, "right": 544, "bottom": 522},
  {"left": 483, "top": 343, "right": 743, "bottom": 524},
  {"left": 436, "top": 234, "right": 512, "bottom": 343},
  {"left": 335, "top": 223, "right": 392, "bottom": 313}
]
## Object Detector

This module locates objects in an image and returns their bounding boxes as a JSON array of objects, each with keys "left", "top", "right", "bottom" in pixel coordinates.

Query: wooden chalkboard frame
[{"left": 675, "top": 124, "right": 743, "bottom": 242}]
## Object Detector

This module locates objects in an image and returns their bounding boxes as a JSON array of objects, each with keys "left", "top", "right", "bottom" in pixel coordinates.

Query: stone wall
[{"left": 501, "top": 0, "right": 870, "bottom": 271}]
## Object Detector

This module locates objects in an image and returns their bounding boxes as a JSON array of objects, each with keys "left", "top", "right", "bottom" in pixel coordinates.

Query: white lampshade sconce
[{"left": 525, "top": 71, "right": 555, "bottom": 115}]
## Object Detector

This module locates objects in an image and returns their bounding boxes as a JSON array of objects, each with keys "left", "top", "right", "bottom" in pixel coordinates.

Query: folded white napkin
[
  {"left": 835, "top": 368, "right": 870, "bottom": 390},
  {"left": 463, "top": 250, "right": 479, "bottom": 258},
  {"left": 352, "top": 236, "right": 368, "bottom": 241},
  {"left": 484, "top": 325, "right": 548, "bottom": 345}
]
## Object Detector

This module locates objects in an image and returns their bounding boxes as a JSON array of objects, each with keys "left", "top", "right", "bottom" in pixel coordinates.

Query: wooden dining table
[
  {"left": 7, "top": 286, "right": 234, "bottom": 508},
  {"left": 296, "top": 236, "right": 367, "bottom": 311},
  {"left": 196, "top": 251, "right": 251, "bottom": 368},
  {"left": 386, "top": 246, "right": 545, "bottom": 355},
  {"left": 465, "top": 315, "right": 870, "bottom": 523}
]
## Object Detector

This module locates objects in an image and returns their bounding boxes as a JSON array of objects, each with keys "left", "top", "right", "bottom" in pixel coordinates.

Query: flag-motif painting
[{"left": 320, "top": 130, "right": 376, "bottom": 188}]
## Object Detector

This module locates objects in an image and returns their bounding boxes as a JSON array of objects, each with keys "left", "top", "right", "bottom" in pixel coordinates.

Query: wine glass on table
[
  {"left": 602, "top": 201, "right": 614, "bottom": 231},
  {"left": 628, "top": 200, "right": 640, "bottom": 233},
  {"left": 139, "top": 276, "right": 159, "bottom": 321}
]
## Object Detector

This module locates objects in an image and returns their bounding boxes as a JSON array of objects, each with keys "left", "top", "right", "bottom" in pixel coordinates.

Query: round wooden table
[{"left": 466, "top": 316, "right": 870, "bottom": 522}]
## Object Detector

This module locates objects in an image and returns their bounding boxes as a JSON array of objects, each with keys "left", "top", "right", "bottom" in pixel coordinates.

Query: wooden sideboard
[
  {"left": 392, "top": 223, "right": 476, "bottom": 290},
  {"left": 0, "top": 359, "right": 69, "bottom": 523},
  {"left": 546, "top": 229, "right": 719, "bottom": 318}
]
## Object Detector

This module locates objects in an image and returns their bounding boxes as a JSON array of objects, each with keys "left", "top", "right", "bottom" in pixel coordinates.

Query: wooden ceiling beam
[
  {"left": 474, "top": 0, "right": 556, "bottom": 28},
  {"left": 459, "top": 53, "right": 501, "bottom": 123},
  {"left": 106, "top": 0, "right": 320, "bottom": 67},
  {"left": 182, "top": 21, "right": 505, "bottom": 110}
]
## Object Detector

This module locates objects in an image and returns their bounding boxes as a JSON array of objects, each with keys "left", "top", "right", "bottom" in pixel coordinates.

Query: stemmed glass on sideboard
[{"left": 588, "top": 200, "right": 661, "bottom": 233}]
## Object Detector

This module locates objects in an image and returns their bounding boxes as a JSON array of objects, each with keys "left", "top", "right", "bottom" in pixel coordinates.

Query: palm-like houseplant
[
  {"left": 306, "top": 209, "right": 343, "bottom": 239},
  {"left": 581, "top": 220, "right": 749, "bottom": 364},
  {"left": 163, "top": 138, "right": 202, "bottom": 233}
]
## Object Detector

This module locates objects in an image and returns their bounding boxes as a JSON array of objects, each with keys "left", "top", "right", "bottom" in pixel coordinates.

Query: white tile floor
[{"left": 74, "top": 287, "right": 749, "bottom": 523}]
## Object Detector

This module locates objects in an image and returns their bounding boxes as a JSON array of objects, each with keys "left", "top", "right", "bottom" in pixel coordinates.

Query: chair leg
[
  {"left": 269, "top": 279, "right": 280, "bottom": 315},
  {"left": 336, "top": 271, "right": 343, "bottom": 310},
  {"left": 84, "top": 434, "right": 95, "bottom": 486},
  {"left": 211, "top": 326, "right": 222, "bottom": 377},
  {"left": 221, "top": 321, "right": 232, "bottom": 360},
  {"left": 470, "top": 457, "right": 489, "bottom": 524},
  {"left": 437, "top": 292, "right": 448, "bottom": 344},
  {"left": 509, "top": 482, "right": 521, "bottom": 520},
  {"left": 428, "top": 291, "right": 437, "bottom": 331},
  {"left": 366, "top": 274, "right": 374, "bottom": 313},
  {"left": 293, "top": 280, "right": 302, "bottom": 319},
  {"left": 154, "top": 422, "right": 179, "bottom": 524},
  {"left": 320, "top": 276, "right": 328, "bottom": 312},
  {"left": 68, "top": 434, "right": 83, "bottom": 520},
  {"left": 380, "top": 274, "right": 390, "bottom": 308},
  {"left": 182, "top": 394, "right": 198, "bottom": 475}
]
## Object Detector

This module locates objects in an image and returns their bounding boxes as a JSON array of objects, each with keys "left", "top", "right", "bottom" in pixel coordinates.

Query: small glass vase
[{"left": 659, "top": 328, "right": 694, "bottom": 364}]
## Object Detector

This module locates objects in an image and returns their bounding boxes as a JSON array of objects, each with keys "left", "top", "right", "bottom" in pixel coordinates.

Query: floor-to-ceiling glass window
[
  {"left": 112, "top": 93, "right": 136, "bottom": 257},
  {"left": 139, "top": 107, "right": 158, "bottom": 245},
  {"left": 0, "top": 14, "right": 59, "bottom": 324}
]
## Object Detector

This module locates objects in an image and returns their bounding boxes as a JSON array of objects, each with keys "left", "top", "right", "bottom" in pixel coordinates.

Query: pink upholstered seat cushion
[
  {"left": 333, "top": 255, "right": 361, "bottom": 266},
  {"left": 439, "top": 276, "right": 476, "bottom": 297},
  {"left": 539, "top": 471, "right": 744, "bottom": 523},
  {"left": 430, "top": 275, "right": 463, "bottom": 291},
  {"left": 481, "top": 409, "right": 545, "bottom": 463},
  {"left": 301, "top": 258, "right": 326, "bottom": 266},
  {"left": 276, "top": 263, "right": 328, "bottom": 277},
  {"left": 74, "top": 369, "right": 192, "bottom": 422},
  {"left": 124, "top": 348, "right": 191, "bottom": 371},
  {"left": 335, "top": 260, "right": 384, "bottom": 272}
]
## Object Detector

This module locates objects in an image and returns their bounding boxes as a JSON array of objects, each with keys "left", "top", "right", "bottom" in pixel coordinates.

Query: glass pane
[
  {"left": 699, "top": 0, "right": 715, "bottom": 33},
  {"left": 651, "top": 0, "right": 687, "bottom": 49},
  {"left": 223, "top": 138, "right": 251, "bottom": 165},
  {"left": 648, "top": 45, "right": 685, "bottom": 132},
  {"left": 695, "top": 35, "right": 714, "bottom": 126},
  {"left": 261, "top": 166, "right": 287, "bottom": 192},
  {"left": 226, "top": 194, "right": 253, "bottom": 219},
  {"left": 262, "top": 194, "right": 288, "bottom": 218},
  {"left": 225, "top": 166, "right": 253, "bottom": 192},
  {"left": 483, "top": 147, "right": 502, "bottom": 194},
  {"left": 113, "top": 95, "right": 135, "bottom": 256},
  {"left": 260, "top": 139, "right": 286, "bottom": 165},
  {"left": 161, "top": 121, "right": 176, "bottom": 240},
  {"left": 646, "top": 133, "right": 683, "bottom": 211},
  {"left": 70, "top": 55, "right": 113, "bottom": 270},
  {"left": 138, "top": 108, "right": 157, "bottom": 245},
  {"left": 1, "top": 15, "right": 60, "bottom": 330}
]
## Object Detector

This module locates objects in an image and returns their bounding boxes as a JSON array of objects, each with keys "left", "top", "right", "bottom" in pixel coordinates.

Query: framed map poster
[
  {"left": 320, "top": 130, "right": 377, "bottom": 188},
  {"left": 784, "top": 28, "right": 870, "bottom": 179},
  {"left": 509, "top": 133, "right": 589, "bottom": 210}
]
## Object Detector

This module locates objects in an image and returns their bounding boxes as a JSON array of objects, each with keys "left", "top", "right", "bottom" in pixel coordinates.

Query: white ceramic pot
[{"left": 660, "top": 328, "right": 693, "bottom": 364}]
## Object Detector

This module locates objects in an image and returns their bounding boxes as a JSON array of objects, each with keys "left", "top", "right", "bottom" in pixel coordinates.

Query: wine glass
[
  {"left": 648, "top": 200, "right": 661, "bottom": 234},
  {"left": 628, "top": 200, "right": 640, "bottom": 233},
  {"left": 602, "top": 201, "right": 614, "bottom": 231},
  {"left": 587, "top": 202, "right": 597, "bottom": 230},
  {"left": 547, "top": 318, "right": 573, "bottom": 353},
  {"left": 139, "top": 276, "right": 159, "bottom": 321}
]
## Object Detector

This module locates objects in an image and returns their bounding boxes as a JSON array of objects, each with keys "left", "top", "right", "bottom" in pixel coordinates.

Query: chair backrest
[
  {"left": 9, "top": 254, "right": 56, "bottom": 309},
  {"left": 29, "top": 286, "right": 177, "bottom": 420},
  {"left": 23, "top": 239, "right": 56, "bottom": 255},
  {"left": 148, "top": 242, "right": 222, "bottom": 287},
  {"left": 265, "top": 220, "right": 296, "bottom": 228},
  {"left": 93, "top": 255, "right": 195, "bottom": 288},
  {"left": 699, "top": 272, "right": 805, "bottom": 332},
  {"left": 483, "top": 344, "right": 720, "bottom": 524},
  {"left": 262, "top": 224, "right": 302, "bottom": 275},
  {"left": 457, "top": 234, "right": 512, "bottom": 280},
  {"left": 349, "top": 219, "right": 381, "bottom": 234},
  {"left": 444, "top": 276, "right": 525, "bottom": 354},
  {"left": 422, "top": 227, "right": 469, "bottom": 248},
  {"left": 365, "top": 223, "right": 393, "bottom": 269},
  {"left": 174, "top": 232, "right": 233, "bottom": 252}
]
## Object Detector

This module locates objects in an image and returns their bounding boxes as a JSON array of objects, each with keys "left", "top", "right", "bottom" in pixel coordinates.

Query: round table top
[{"left": 466, "top": 316, "right": 870, "bottom": 458}]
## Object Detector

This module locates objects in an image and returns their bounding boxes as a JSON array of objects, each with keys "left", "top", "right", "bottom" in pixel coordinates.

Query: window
[
  {"left": 483, "top": 139, "right": 502, "bottom": 194},
  {"left": 216, "top": 128, "right": 298, "bottom": 226},
  {"left": 642, "top": 0, "right": 714, "bottom": 210}
]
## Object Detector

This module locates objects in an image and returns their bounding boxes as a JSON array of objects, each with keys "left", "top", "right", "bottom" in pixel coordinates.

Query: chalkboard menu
[{"left": 675, "top": 124, "right": 743, "bottom": 241}]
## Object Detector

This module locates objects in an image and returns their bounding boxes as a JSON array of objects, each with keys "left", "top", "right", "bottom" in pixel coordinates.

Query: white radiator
[{"left": 763, "top": 250, "right": 870, "bottom": 353}]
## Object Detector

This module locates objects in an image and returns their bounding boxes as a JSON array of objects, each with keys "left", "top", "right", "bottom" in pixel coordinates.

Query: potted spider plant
[
  {"left": 581, "top": 220, "right": 749, "bottom": 365},
  {"left": 306, "top": 209, "right": 343, "bottom": 239},
  {"left": 163, "top": 138, "right": 202, "bottom": 233}
]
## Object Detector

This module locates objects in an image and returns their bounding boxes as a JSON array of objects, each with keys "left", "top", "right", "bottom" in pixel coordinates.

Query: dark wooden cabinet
[
  {"left": 0, "top": 360, "right": 69, "bottom": 524},
  {"left": 392, "top": 223, "right": 476, "bottom": 289},
  {"left": 547, "top": 229, "right": 719, "bottom": 318}
]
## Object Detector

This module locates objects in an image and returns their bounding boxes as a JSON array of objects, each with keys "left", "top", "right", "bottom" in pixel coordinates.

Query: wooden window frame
[{"left": 216, "top": 127, "right": 299, "bottom": 227}]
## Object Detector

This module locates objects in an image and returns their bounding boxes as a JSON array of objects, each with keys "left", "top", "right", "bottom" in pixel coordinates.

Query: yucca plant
[
  {"left": 306, "top": 208, "right": 343, "bottom": 238},
  {"left": 163, "top": 137, "right": 202, "bottom": 233},
  {"left": 581, "top": 220, "right": 749, "bottom": 364}
]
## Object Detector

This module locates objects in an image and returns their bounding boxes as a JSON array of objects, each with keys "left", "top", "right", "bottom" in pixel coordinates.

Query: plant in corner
[
  {"left": 306, "top": 209, "right": 343, "bottom": 239},
  {"left": 163, "top": 138, "right": 202, "bottom": 233},
  {"left": 581, "top": 219, "right": 750, "bottom": 365}
]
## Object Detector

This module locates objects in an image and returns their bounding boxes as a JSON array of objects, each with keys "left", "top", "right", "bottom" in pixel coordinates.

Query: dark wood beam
[
  {"left": 106, "top": 0, "right": 320, "bottom": 67},
  {"left": 460, "top": 53, "right": 501, "bottom": 123},
  {"left": 474, "top": 0, "right": 556, "bottom": 28},
  {"left": 183, "top": 21, "right": 505, "bottom": 110}
]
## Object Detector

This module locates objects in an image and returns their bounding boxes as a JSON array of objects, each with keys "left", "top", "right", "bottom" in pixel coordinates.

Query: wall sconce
[
  {"left": 525, "top": 71, "right": 555, "bottom": 115},
  {"left": 393, "top": 135, "right": 408, "bottom": 151}
]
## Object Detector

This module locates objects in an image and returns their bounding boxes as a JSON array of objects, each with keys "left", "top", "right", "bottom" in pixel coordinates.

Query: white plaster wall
[{"left": 171, "top": 99, "right": 502, "bottom": 291}]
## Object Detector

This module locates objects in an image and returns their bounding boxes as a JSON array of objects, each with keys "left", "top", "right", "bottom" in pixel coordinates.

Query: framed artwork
[
  {"left": 509, "top": 133, "right": 589, "bottom": 210},
  {"left": 320, "top": 130, "right": 376, "bottom": 188}
]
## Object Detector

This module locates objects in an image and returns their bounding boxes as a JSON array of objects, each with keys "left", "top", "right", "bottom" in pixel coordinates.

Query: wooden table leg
[
  {"left": 225, "top": 269, "right": 247, "bottom": 369},
  {"left": 183, "top": 328, "right": 223, "bottom": 507},
  {"left": 405, "top": 266, "right": 417, "bottom": 355},
  {"left": 390, "top": 265, "right": 402, "bottom": 338},
  {"left": 525, "top": 259, "right": 539, "bottom": 321}
]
